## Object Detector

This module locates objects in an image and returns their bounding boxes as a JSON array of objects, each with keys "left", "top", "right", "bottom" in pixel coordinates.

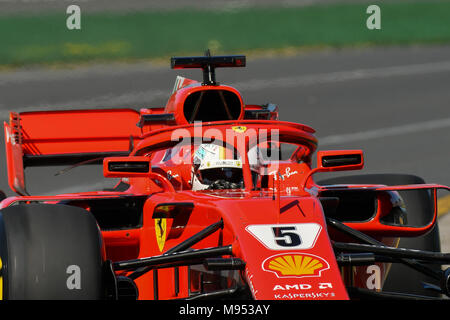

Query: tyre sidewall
[{"left": 0, "top": 203, "right": 105, "bottom": 300}]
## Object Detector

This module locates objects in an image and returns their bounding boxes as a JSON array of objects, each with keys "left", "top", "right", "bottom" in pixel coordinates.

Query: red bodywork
[{"left": 2, "top": 70, "right": 448, "bottom": 300}]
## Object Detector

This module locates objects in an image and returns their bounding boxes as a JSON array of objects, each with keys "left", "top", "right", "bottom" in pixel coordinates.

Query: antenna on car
[{"left": 171, "top": 50, "right": 246, "bottom": 86}]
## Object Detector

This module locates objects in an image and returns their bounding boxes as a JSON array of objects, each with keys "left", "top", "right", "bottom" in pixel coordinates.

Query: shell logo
[{"left": 262, "top": 253, "right": 329, "bottom": 278}]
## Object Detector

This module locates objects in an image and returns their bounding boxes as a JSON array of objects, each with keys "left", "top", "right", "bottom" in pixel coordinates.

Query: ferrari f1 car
[{"left": 0, "top": 53, "right": 449, "bottom": 300}]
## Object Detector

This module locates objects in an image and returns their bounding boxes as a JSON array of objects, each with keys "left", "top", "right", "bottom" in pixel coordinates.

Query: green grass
[{"left": 1, "top": 1, "right": 450, "bottom": 67}]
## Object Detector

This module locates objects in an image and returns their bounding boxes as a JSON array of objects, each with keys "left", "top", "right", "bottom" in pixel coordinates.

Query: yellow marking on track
[{"left": 438, "top": 194, "right": 450, "bottom": 218}]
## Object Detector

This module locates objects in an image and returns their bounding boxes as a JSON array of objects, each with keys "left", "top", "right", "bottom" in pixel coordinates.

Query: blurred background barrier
[{"left": 0, "top": 0, "right": 450, "bottom": 67}]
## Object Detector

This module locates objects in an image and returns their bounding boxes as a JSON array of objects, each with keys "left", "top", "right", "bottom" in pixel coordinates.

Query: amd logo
[{"left": 273, "top": 282, "right": 333, "bottom": 291}]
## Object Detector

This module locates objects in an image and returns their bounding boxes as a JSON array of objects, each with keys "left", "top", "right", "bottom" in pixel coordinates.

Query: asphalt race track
[{"left": 0, "top": 45, "right": 449, "bottom": 251}]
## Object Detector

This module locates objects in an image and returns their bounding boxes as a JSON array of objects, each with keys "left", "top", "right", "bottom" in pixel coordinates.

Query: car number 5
[
  {"left": 246, "top": 223, "right": 321, "bottom": 250},
  {"left": 272, "top": 226, "right": 302, "bottom": 247}
]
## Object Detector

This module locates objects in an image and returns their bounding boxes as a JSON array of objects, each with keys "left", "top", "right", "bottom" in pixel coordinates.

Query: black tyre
[
  {"left": 318, "top": 173, "right": 441, "bottom": 297},
  {"left": 0, "top": 203, "right": 107, "bottom": 299}
]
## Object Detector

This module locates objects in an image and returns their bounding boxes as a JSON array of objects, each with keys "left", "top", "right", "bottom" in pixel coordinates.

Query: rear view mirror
[
  {"left": 103, "top": 156, "right": 151, "bottom": 178},
  {"left": 302, "top": 150, "right": 364, "bottom": 188},
  {"left": 317, "top": 150, "right": 364, "bottom": 172}
]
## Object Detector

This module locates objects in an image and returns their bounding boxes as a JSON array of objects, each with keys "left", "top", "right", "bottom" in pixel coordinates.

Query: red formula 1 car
[{"left": 0, "top": 53, "right": 449, "bottom": 300}]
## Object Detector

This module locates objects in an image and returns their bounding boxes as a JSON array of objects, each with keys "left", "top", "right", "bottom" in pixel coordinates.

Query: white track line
[
  {"left": 1, "top": 59, "right": 450, "bottom": 118},
  {"left": 319, "top": 117, "right": 450, "bottom": 146},
  {"left": 233, "top": 60, "right": 450, "bottom": 91},
  {"left": 2, "top": 60, "right": 450, "bottom": 139}
]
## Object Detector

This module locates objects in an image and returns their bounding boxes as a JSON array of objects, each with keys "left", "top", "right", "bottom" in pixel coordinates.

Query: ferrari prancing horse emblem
[
  {"left": 155, "top": 218, "right": 167, "bottom": 252},
  {"left": 232, "top": 126, "right": 247, "bottom": 133}
]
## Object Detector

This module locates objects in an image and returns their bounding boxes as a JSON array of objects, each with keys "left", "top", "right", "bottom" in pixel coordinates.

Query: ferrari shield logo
[
  {"left": 232, "top": 126, "right": 247, "bottom": 133},
  {"left": 155, "top": 218, "right": 167, "bottom": 252}
]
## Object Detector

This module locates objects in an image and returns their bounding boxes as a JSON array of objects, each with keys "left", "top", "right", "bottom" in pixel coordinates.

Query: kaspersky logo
[{"left": 262, "top": 253, "right": 329, "bottom": 279}]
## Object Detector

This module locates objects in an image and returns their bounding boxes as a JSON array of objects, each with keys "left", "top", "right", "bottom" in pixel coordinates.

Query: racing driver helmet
[{"left": 191, "top": 144, "right": 244, "bottom": 191}]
